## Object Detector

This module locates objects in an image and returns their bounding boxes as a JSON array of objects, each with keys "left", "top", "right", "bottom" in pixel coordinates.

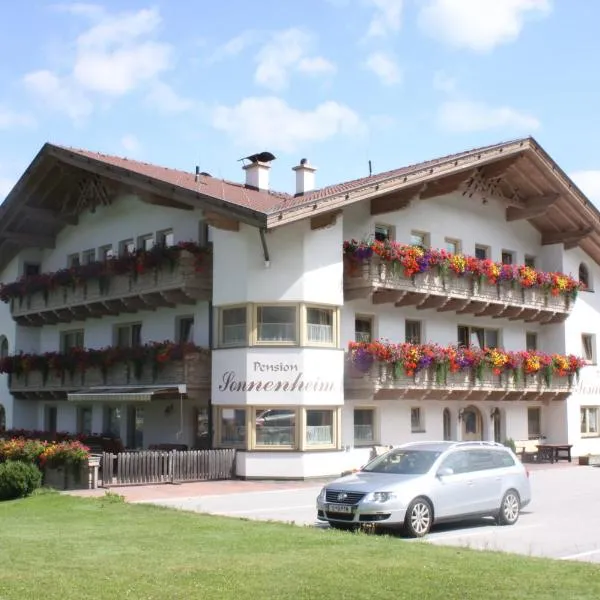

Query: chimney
[
  {"left": 292, "top": 158, "right": 317, "bottom": 196},
  {"left": 242, "top": 151, "right": 276, "bottom": 191}
]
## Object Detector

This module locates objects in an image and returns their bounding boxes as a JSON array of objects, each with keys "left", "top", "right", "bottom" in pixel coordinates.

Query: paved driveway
[{"left": 138, "top": 466, "right": 600, "bottom": 563}]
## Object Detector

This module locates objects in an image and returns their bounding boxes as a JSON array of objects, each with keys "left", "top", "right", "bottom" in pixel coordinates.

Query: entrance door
[
  {"left": 461, "top": 406, "right": 483, "bottom": 441},
  {"left": 492, "top": 409, "right": 502, "bottom": 443}
]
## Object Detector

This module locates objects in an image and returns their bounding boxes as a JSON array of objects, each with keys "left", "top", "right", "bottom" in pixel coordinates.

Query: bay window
[
  {"left": 219, "top": 408, "right": 247, "bottom": 446},
  {"left": 221, "top": 307, "right": 247, "bottom": 346},
  {"left": 255, "top": 408, "right": 296, "bottom": 447},
  {"left": 306, "top": 409, "right": 334, "bottom": 446},
  {"left": 256, "top": 306, "right": 297, "bottom": 343},
  {"left": 306, "top": 307, "right": 334, "bottom": 345}
]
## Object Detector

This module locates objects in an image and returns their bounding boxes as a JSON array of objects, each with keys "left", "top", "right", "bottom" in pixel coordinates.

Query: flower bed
[
  {"left": 0, "top": 241, "right": 211, "bottom": 304},
  {"left": 343, "top": 239, "right": 583, "bottom": 299},
  {"left": 348, "top": 340, "right": 585, "bottom": 386},
  {"left": 0, "top": 341, "right": 208, "bottom": 383},
  {"left": 0, "top": 430, "right": 124, "bottom": 453}
]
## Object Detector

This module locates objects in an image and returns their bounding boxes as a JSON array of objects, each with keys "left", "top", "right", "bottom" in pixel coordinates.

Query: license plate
[{"left": 327, "top": 503, "right": 353, "bottom": 514}]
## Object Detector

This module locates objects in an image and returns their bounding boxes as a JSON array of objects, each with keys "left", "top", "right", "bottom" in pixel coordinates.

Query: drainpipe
[{"left": 259, "top": 228, "right": 270, "bottom": 268}]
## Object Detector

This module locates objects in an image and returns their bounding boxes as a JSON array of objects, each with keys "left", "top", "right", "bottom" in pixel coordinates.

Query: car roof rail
[{"left": 452, "top": 441, "right": 506, "bottom": 448}]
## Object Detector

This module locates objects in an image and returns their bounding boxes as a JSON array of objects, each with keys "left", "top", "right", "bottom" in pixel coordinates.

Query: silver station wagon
[{"left": 316, "top": 441, "right": 531, "bottom": 537}]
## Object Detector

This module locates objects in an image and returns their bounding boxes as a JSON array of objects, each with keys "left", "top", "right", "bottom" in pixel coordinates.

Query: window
[
  {"left": 582, "top": 334, "right": 595, "bottom": 363},
  {"left": 443, "top": 408, "right": 452, "bottom": 441},
  {"left": 194, "top": 407, "right": 210, "bottom": 449},
  {"left": 24, "top": 263, "right": 41, "bottom": 276},
  {"left": 198, "top": 221, "right": 210, "bottom": 246},
  {"left": 77, "top": 407, "right": 93, "bottom": 435},
  {"left": 411, "top": 407, "right": 424, "bottom": 433},
  {"left": 256, "top": 306, "right": 297, "bottom": 343},
  {"left": 410, "top": 231, "right": 429, "bottom": 247},
  {"left": 103, "top": 407, "right": 121, "bottom": 437},
  {"left": 458, "top": 325, "right": 499, "bottom": 349},
  {"left": 501, "top": 250, "right": 514, "bottom": 265},
  {"left": 527, "top": 407, "right": 541, "bottom": 440},
  {"left": 306, "top": 307, "right": 334, "bottom": 345},
  {"left": 374, "top": 224, "right": 394, "bottom": 242},
  {"left": 221, "top": 307, "right": 247, "bottom": 346},
  {"left": 405, "top": 320, "right": 422, "bottom": 344},
  {"left": 579, "top": 263, "right": 591, "bottom": 290},
  {"left": 82, "top": 249, "right": 95, "bottom": 265},
  {"left": 126, "top": 406, "right": 144, "bottom": 449},
  {"left": 445, "top": 238, "right": 461, "bottom": 254},
  {"left": 306, "top": 409, "right": 334, "bottom": 446},
  {"left": 354, "top": 408, "right": 375, "bottom": 444},
  {"left": 526, "top": 332, "right": 538, "bottom": 351},
  {"left": 581, "top": 407, "right": 599, "bottom": 437},
  {"left": 0, "top": 336, "right": 8, "bottom": 360},
  {"left": 138, "top": 234, "right": 154, "bottom": 251},
  {"left": 119, "top": 239, "right": 136, "bottom": 256},
  {"left": 116, "top": 323, "right": 142, "bottom": 348},
  {"left": 524, "top": 255, "right": 536, "bottom": 268},
  {"left": 176, "top": 316, "right": 194, "bottom": 344},
  {"left": 67, "top": 253, "right": 80, "bottom": 268},
  {"left": 355, "top": 316, "right": 373, "bottom": 343},
  {"left": 61, "top": 329, "right": 84, "bottom": 352},
  {"left": 255, "top": 408, "right": 296, "bottom": 447},
  {"left": 157, "top": 229, "right": 174, "bottom": 247},
  {"left": 44, "top": 406, "right": 58, "bottom": 434},
  {"left": 475, "top": 245, "right": 489, "bottom": 260},
  {"left": 219, "top": 408, "right": 247, "bottom": 446},
  {"left": 99, "top": 245, "right": 114, "bottom": 260}
]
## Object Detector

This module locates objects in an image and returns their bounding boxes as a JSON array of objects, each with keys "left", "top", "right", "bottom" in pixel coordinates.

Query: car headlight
[
  {"left": 367, "top": 492, "right": 397, "bottom": 503},
  {"left": 317, "top": 488, "right": 326, "bottom": 502}
]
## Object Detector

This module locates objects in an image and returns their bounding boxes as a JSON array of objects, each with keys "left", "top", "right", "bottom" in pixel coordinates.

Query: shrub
[
  {"left": 0, "top": 460, "right": 42, "bottom": 500},
  {"left": 504, "top": 438, "right": 517, "bottom": 453},
  {"left": 0, "top": 438, "right": 46, "bottom": 465}
]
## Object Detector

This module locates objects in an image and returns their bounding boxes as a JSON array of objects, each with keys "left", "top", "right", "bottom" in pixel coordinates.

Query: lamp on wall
[
  {"left": 490, "top": 407, "right": 500, "bottom": 419},
  {"left": 458, "top": 408, "right": 465, "bottom": 422}
]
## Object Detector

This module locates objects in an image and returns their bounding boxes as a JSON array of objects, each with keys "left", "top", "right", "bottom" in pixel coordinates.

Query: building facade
[{"left": 0, "top": 138, "right": 599, "bottom": 478}]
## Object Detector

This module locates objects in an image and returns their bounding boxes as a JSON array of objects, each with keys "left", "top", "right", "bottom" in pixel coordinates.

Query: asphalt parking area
[{"left": 139, "top": 466, "right": 600, "bottom": 563}]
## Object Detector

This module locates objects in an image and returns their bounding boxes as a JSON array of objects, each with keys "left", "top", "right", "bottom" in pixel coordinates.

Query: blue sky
[{"left": 1, "top": 0, "right": 600, "bottom": 200}]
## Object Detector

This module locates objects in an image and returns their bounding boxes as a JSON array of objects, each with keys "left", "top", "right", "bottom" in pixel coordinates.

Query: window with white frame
[
  {"left": 445, "top": 238, "right": 461, "bottom": 254},
  {"left": 581, "top": 407, "right": 599, "bottom": 437},
  {"left": 116, "top": 323, "right": 142, "bottom": 348},
  {"left": 475, "top": 245, "right": 490, "bottom": 260},
  {"left": 355, "top": 316, "right": 373, "bottom": 343},
  {"left": 61, "top": 329, "right": 84, "bottom": 352},
  {"left": 77, "top": 406, "right": 93, "bottom": 435},
  {"left": 354, "top": 408, "right": 376, "bottom": 444},
  {"left": 524, "top": 255, "right": 536, "bottom": 268},
  {"left": 411, "top": 407, "right": 424, "bottom": 433},
  {"left": 119, "top": 239, "right": 136, "bottom": 256},
  {"left": 67, "top": 253, "right": 80, "bottom": 268},
  {"left": 255, "top": 408, "right": 296, "bottom": 447},
  {"left": 103, "top": 406, "right": 121, "bottom": 437},
  {"left": 582, "top": 333, "right": 596, "bottom": 364},
  {"left": 256, "top": 306, "right": 297, "bottom": 343},
  {"left": 82, "top": 249, "right": 95, "bottom": 264},
  {"left": 306, "top": 409, "right": 334, "bottom": 446},
  {"left": 526, "top": 332, "right": 538, "bottom": 351},
  {"left": 410, "top": 231, "right": 429, "bottom": 247},
  {"left": 219, "top": 408, "right": 247, "bottom": 446},
  {"left": 137, "top": 234, "right": 154, "bottom": 251},
  {"left": 99, "top": 244, "right": 114, "bottom": 260},
  {"left": 405, "top": 320, "right": 422, "bottom": 344},
  {"left": 157, "top": 229, "right": 174, "bottom": 247},
  {"left": 374, "top": 224, "right": 394, "bottom": 242},
  {"left": 306, "top": 307, "right": 334, "bottom": 345},
  {"left": 221, "top": 307, "right": 247, "bottom": 346},
  {"left": 501, "top": 250, "right": 515, "bottom": 265},
  {"left": 458, "top": 325, "right": 499, "bottom": 349},
  {"left": 579, "top": 263, "right": 592, "bottom": 291},
  {"left": 176, "top": 316, "right": 194, "bottom": 344},
  {"left": 527, "top": 407, "right": 541, "bottom": 440}
]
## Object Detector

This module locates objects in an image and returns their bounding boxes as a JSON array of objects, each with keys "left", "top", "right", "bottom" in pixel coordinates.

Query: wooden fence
[{"left": 100, "top": 449, "right": 237, "bottom": 486}]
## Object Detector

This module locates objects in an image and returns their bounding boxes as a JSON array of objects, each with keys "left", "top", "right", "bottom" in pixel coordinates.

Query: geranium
[{"left": 343, "top": 239, "right": 584, "bottom": 299}]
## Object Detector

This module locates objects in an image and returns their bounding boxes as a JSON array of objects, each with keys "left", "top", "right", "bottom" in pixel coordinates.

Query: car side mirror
[{"left": 437, "top": 467, "right": 454, "bottom": 477}]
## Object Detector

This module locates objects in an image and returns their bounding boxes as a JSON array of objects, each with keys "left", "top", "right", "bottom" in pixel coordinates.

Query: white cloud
[
  {"left": 366, "top": 0, "right": 404, "bottom": 38},
  {"left": 571, "top": 171, "right": 600, "bottom": 205},
  {"left": 208, "top": 31, "right": 259, "bottom": 63},
  {"left": 432, "top": 71, "right": 457, "bottom": 93},
  {"left": 212, "top": 96, "right": 364, "bottom": 153},
  {"left": 23, "top": 7, "right": 175, "bottom": 119},
  {"left": 254, "top": 28, "right": 335, "bottom": 91},
  {"left": 437, "top": 99, "right": 540, "bottom": 133},
  {"left": 418, "top": 0, "right": 551, "bottom": 52},
  {"left": 120, "top": 134, "right": 141, "bottom": 154},
  {"left": 364, "top": 52, "right": 401, "bottom": 85},
  {"left": 0, "top": 106, "right": 35, "bottom": 129},
  {"left": 146, "top": 82, "right": 195, "bottom": 114}
]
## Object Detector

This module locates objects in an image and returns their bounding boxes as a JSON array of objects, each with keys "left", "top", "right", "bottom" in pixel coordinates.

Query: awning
[{"left": 67, "top": 384, "right": 187, "bottom": 403}]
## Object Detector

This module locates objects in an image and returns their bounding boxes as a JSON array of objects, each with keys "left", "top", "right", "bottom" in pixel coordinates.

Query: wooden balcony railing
[
  {"left": 7, "top": 350, "right": 210, "bottom": 400},
  {"left": 345, "top": 358, "right": 575, "bottom": 402},
  {"left": 8, "top": 250, "right": 212, "bottom": 326},
  {"left": 344, "top": 255, "right": 574, "bottom": 324}
]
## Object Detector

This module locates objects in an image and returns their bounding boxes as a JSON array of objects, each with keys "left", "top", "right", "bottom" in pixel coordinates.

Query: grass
[{"left": 0, "top": 493, "right": 599, "bottom": 600}]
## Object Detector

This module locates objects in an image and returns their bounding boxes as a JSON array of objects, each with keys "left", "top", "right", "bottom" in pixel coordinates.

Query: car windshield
[{"left": 362, "top": 449, "right": 442, "bottom": 475}]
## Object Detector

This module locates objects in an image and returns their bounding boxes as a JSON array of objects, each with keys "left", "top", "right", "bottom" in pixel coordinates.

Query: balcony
[
  {"left": 344, "top": 342, "right": 584, "bottom": 403},
  {"left": 4, "top": 344, "right": 210, "bottom": 400},
  {"left": 344, "top": 250, "right": 579, "bottom": 324},
  {"left": 3, "top": 246, "right": 212, "bottom": 326}
]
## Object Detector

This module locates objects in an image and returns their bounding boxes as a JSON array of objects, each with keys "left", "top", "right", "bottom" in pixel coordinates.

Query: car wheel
[
  {"left": 404, "top": 497, "right": 433, "bottom": 538},
  {"left": 328, "top": 522, "right": 358, "bottom": 532},
  {"left": 497, "top": 489, "right": 520, "bottom": 526}
]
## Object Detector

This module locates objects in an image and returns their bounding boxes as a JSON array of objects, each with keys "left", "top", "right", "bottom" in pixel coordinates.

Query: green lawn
[{"left": 0, "top": 493, "right": 598, "bottom": 600}]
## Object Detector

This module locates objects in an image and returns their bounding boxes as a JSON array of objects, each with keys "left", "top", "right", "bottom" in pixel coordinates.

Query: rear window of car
[
  {"left": 362, "top": 449, "right": 442, "bottom": 475},
  {"left": 492, "top": 450, "right": 516, "bottom": 468}
]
